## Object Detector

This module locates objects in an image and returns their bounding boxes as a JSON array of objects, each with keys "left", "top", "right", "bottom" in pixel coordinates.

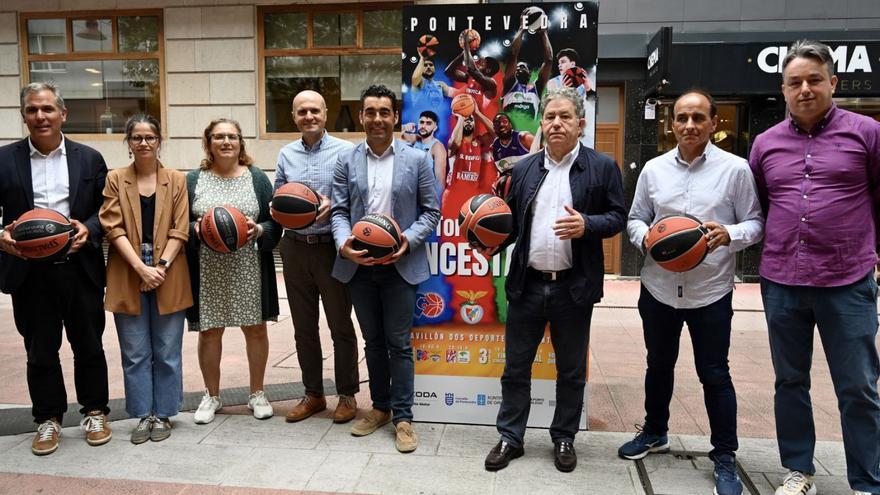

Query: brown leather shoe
[
  {"left": 350, "top": 408, "right": 393, "bottom": 436},
  {"left": 285, "top": 395, "right": 327, "bottom": 423},
  {"left": 32, "top": 419, "right": 61, "bottom": 456},
  {"left": 81, "top": 410, "right": 112, "bottom": 446},
  {"left": 395, "top": 421, "right": 418, "bottom": 453},
  {"left": 333, "top": 395, "right": 357, "bottom": 423}
]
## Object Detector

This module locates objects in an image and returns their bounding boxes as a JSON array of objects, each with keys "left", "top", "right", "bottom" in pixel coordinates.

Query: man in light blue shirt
[
  {"left": 620, "top": 89, "right": 764, "bottom": 495},
  {"left": 274, "top": 90, "right": 360, "bottom": 425}
]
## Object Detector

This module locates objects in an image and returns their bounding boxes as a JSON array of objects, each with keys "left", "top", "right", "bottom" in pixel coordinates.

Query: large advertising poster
[{"left": 401, "top": 2, "right": 599, "bottom": 427}]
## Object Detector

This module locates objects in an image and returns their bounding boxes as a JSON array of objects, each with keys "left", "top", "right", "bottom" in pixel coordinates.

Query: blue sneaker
[
  {"left": 617, "top": 425, "right": 670, "bottom": 460},
  {"left": 713, "top": 454, "right": 743, "bottom": 495}
]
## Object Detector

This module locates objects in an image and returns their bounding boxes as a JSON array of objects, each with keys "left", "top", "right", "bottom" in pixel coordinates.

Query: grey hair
[
  {"left": 782, "top": 39, "right": 835, "bottom": 78},
  {"left": 20, "top": 82, "right": 66, "bottom": 113},
  {"left": 539, "top": 87, "right": 585, "bottom": 119}
]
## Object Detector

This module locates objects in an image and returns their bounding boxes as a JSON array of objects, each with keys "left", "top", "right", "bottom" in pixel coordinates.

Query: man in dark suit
[
  {"left": 482, "top": 87, "right": 626, "bottom": 472},
  {"left": 331, "top": 84, "right": 440, "bottom": 453},
  {"left": 0, "top": 83, "right": 111, "bottom": 456}
]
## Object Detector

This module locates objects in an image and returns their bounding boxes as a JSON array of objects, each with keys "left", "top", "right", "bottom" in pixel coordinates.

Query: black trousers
[{"left": 11, "top": 260, "right": 109, "bottom": 423}]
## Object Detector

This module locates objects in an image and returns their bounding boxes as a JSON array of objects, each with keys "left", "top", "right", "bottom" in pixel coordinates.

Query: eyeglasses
[
  {"left": 128, "top": 135, "right": 159, "bottom": 145},
  {"left": 211, "top": 133, "right": 241, "bottom": 142}
]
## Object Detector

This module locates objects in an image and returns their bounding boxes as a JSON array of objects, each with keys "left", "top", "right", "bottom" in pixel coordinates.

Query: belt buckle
[
  {"left": 548, "top": 271, "right": 558, "bottom": 281},
  {"left": 306, "top": 234, "right": 319, "bottom": 244}
]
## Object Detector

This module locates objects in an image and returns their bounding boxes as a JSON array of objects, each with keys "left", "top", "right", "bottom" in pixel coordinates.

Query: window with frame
[
  {"left": 259, "top": 4, "right": 405, "bottom": 136},
  {"left": 22, "top": 11, "right": 163, "bottom": 135}
]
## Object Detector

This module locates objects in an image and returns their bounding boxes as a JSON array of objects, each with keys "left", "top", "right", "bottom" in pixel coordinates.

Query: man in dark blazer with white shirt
[{"left": 0, "top": 82, "right": 111, "bottom": 456}]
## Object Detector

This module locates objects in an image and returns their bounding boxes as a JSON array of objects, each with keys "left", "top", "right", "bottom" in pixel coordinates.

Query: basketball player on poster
[
  {"left": 501, "top": 12, "right": 553, "bottom": 124},
  {"left": 401, "top": 110, "right": 448, "bottom": 195},
  {"left": 444, "top": 29, "right": 500, "bottom": 137},
  {"left": 411, "top": 52, "right": 453, "bottom": 109},
  {"left": 546, "top": 48, "right": 597, "bottom": 146}
]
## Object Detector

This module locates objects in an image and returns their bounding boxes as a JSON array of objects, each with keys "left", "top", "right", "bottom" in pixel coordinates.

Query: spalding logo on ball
[
  {"left": 200, "top": 205, "right": 249, "bottom": 253},
  {"left": 645, "top": 213, "right": 709, "bottom": 272},
  {"left": 271, "top": 181, "right": 320, "bottom": 230},
  {"left": 352, "top": 213, "right": 402, "bottom": 263},
  {"left": 11, "top": 208, "right": 75, "bottom": 260},
  {"left": 458, "top": 194, "right": 513, "bottom": 249}
]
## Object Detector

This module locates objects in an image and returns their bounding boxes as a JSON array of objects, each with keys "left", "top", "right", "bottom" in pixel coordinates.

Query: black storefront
[{"left": 605, "top": 31, "right": 880, "bottom": 280}]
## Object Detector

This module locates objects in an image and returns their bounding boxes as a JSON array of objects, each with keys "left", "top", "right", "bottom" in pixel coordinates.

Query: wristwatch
[{"left": 158, "top": 258, "right": 170, "bottom": 268}]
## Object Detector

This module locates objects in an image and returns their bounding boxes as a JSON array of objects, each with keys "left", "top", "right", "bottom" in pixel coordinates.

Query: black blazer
[
  {"left": 0, "top": 137, "right": 108, "bottom": 293},
  {"left": 503, "top": 145, "right": 626, "bottom": 306}
]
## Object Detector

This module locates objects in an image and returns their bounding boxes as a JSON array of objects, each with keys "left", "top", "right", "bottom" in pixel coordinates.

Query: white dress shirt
[
  {"left": 365, "top": 140, "right": 395, "bottom": 217},
  {"left": 627, "top": 143, "right": 764, "bottom": 309},
  {"left": 29, "top": 136, "right": 70, "bottom": 217},
  {"left": 528, "top": 145, "right": 579, "bottom": 271}
]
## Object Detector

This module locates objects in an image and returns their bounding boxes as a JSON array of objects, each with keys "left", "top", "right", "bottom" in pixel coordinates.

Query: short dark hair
[
  {"left": 124, "top": 114, "right": 161, "bottom": 144},
  {"left": 556, "top": 48, "right": 579, "bottom": 65},
  {"left": 360, "top": 84, "right": 398, "bottom": 112},
  {"left": 675, "top": 88, "right": 717, "bottom": 118},
  {"left": 419, "top": 110, "right": 438, "bottom": 123},
  {"left": 493, "top": 112, "right": 511, "bottom": 125}
]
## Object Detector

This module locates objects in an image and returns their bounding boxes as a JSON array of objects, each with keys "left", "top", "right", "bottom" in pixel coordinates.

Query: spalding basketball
[
  {"left": 458, "top": 29, "right": 481, "bottom": 51},
  {"left": 645, "top": 214, "right": 709, "bottom": 272},
  {"left": 272, "top": 182, "right": 320, "bottom": 229},
  {"left": 351, "top": 214, "right": 401, "bottom": 263},
  {"left": 200, "top": 205, "right": 249, "bottom": 253},
  {"left": 451, "top": 93, "right": 475, "bottom": 117},
  {"left": 11, "top": 208, "right": 74, "bottom": 260},
  {"left": 460, "top": 194, "right": 513, "bottom": 249},
  {"left": 418, "top": 34, "right": 439, "bottom": 58}
]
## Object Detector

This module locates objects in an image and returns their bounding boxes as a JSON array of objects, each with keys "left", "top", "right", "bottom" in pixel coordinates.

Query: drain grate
[{"left": 634, "top": 450, "right": 761, "bottom": 495}]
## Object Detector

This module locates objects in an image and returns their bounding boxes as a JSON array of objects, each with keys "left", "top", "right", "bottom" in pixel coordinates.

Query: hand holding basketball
[
  {"left": 381, "top": 233, "right": 409, "bottom": 265},
  {"left": 68, "top": 219, "right": 89, "bottom": 253},
  {"left": 702, "top": 221, "right": 730, "bottom": 252},
  {"left": 341, "top": 236, "right": 374, "bottom": 265},
  {"left": 471, "top": 243, "right": 499, "bottom": 259},
  {"left": 315, "top": 194, "right": 331, "bottom": 223},
  {"left": 0, "top": 224, "right": 22, "bottom": 258},
  {"left": 553, "top": 205, "right": 586, "bottom": 240},
  {"left": 246, "top": 217, "right": 262, "bottom": 242}
]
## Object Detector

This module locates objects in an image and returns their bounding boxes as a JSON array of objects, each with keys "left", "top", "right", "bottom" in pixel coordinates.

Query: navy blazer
[
  {"left": 0, "top": 137, "right": 108, "bottom": 293},
  {"left": 504, "top": 144, "right": 626, "bottom": 306},
  {"left": 330, "top": 140, "right": 440, "bottom": 285}
]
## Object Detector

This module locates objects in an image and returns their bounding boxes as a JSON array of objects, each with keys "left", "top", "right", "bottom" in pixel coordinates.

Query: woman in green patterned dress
[{"left": 185, "top": 118, "right": 281, "bottom": 424}]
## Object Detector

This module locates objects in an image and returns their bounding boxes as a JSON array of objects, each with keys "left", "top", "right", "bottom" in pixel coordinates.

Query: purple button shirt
[{"left": 749, "top": 105, "right": 880, "bottom": 287}]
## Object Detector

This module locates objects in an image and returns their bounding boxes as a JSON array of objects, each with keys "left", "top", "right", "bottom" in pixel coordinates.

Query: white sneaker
[
  {"left": 193, "top": 391, "right": 222, "bottom": 424},
  {"left": 775, "top": 471, "right": 816, "bottom": 495},
  {"left": 248, "top": 390, "right": 273, "bottom": 419}
]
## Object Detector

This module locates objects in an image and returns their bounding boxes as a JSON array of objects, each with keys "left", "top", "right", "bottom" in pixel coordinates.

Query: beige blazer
[{"left": 100, "top": 164, "right": 193, "bottom": 315}]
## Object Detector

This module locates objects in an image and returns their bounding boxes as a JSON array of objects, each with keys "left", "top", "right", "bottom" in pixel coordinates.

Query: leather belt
[
  {"left": 288, "top": 232, "right": 333, "bottom": 244},
  {"left": 528, "top": 267, "right": 572, "bottom": 281}
]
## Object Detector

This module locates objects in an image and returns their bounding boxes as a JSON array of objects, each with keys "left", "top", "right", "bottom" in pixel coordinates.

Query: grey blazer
[{"left": 330, "top": 139, "right": 440, "bottom": 285}]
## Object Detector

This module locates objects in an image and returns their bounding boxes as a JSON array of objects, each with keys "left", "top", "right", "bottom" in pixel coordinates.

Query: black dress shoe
[
  {"left": 485, "top": 440, "right": 524, "bottom": 471},
  {"left": 554, "top": 441, "right": 577, "bottom": 472}
]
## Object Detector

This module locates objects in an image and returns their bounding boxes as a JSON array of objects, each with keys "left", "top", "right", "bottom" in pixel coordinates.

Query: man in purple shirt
[{"left": 749, "top": 40, "right": 880, "bottom": 495}]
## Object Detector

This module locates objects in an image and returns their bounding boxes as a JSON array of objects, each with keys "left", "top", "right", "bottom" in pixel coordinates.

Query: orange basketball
[
  {"left": 418, "top": 34, "right": 440, "bottom": 58},
  {"left": 460, "top": 194, "right": 512, "bottom": 249},
  {"left": 272, "top": 181, "right": 320, "bottom": 229},
  {"left": 11, "top": 208, "right": 75, "bottom": 260},
  {"left": 351, "top": 214, "right": 402, "bottom": 263},
  {"left": 458, "top": 29, "right": 481, "bottom": 51},
  {"left": 200, "top": 205, "right": 249, "bottom": 253},
  {"left": 645, "top": 214, "right": 709, "bottom": 272},
  {"left": 451, "top": 93, "right": 475, "bottom": 117}
]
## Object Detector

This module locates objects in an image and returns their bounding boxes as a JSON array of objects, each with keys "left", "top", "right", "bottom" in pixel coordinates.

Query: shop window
[
  {"left": 259, "top": 4, "right": 406, "bottom": 136},
  {"left": 656, "top": 101, "right": 749, "bottom": 159},
  {"left": 22, "top": 12, "right": 164, "bottom": 135}
]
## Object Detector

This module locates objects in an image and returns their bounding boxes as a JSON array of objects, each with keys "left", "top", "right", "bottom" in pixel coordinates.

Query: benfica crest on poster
[{"left": 402, "top": 2, "right": 599, "bottom": 427}]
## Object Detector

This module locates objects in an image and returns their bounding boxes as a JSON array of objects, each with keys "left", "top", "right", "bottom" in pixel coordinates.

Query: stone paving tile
[
  {"left": 219, "top": 447, "right": 329, "bottom": 491},
  {"left": 354, "top": 453, "right": 493, "bottom": 495},
  {"left": 201, "top": 414, "right": 330, "bottom": 450},
  {"left": 493, "top": 458, "right": 644, "bottom": 495},
  {"left": 304, "top": 451, "right": 372, "bottom": 493},
  {"left": 317, "top": 419, "right": 444, "bottom": 457}
]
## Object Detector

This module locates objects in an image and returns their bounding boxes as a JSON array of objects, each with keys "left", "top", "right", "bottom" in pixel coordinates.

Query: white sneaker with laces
[
  {"left": 193, "top": 391, "right": 222, "bottom": 424},
  {"left": 248, "top": 390, "right": 273, "bottom": 419},
  {"left": 775, "top": 470, "right": 816, "bottom": 495}
]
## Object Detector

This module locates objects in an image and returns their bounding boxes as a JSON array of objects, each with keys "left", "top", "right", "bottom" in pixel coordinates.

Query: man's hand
[
  {"left": 246, "top": 217, "right": 263, "bottom": 242},
  {"left": 703, "top": 221, "right": 731, "bottom": 252},
  {"left": 0, "top": 224, "right": 23, "bottom": 258},
  {"left": 470, "top": 243, "right": 499, "bottom": 259},
  {"left": 67, "top": 219, "right": 89, "bottom": 253},
  {"left": 553, "top": 206, "right": 586, "bottom": 240},
  {"left": 340, "top": 236, "right": 375, "bottom": 266},
  {"left": 382, "top": 234, "right": 409, "bottom": 265},
  {"left": 315, "top": 194, "right": 331, "bottom": 223}
]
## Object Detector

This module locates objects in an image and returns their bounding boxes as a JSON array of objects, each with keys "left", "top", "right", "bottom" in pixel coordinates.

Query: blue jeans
[
  {"left": 348, "top": 265, "right": 417, "bottom": 423},
  {"left": 496, "top": 275, "right": 592, "bottom": 447},
  {"left": 761, "top": 271, "right": 880, "bottom": 493},
  {"left": 639, "top": 286, "right": 737, "bottom": 458},
  {"left": 114, "top": 291, "right": 186, "bottom": 419}
]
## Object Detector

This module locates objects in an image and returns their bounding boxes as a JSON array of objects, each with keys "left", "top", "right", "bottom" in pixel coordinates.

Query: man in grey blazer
[{"left": 331, "top": 84, "right": 440, "bottom": 453}]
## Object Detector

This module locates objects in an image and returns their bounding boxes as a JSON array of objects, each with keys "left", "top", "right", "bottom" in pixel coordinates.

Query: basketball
[
  {"left": 11, "top": 208, "right": 74, "bottom": 260},
  {"left": 458, "top": 29, "right": 481, "bottom": 51},
  {"left": 492, "top": 172, "right": 513, "bottom": 201},
  {"left": 418, "top": 34, "right": 439, "bottom": 58},
  {"left": 522, "top": 6, "right": 548, "bottom": 33},
  {"left": 451, "top": 93, "right": 475, "bottom": 117},
  {"left": 460, "top": 194, "right": 513, "bottom": 249},
  {"left": 200, "top": 205, "right": 249, "bottom": 253},
  {"left": 645, "top": 214, "right": 709, "bottom": 272},
  {"left": 563, "top": 67, "right": 589, "bottom": 89},
  {"left": 351, "top": 213, "right": 402, "bottom": 263},
  {"left": 272, "top": 181, "right": 320, "bottom": 230}
]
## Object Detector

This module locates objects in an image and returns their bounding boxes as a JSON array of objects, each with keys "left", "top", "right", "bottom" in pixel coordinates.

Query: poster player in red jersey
[{"left": 445, "top": 29, "right": 501, "bottom": 138}]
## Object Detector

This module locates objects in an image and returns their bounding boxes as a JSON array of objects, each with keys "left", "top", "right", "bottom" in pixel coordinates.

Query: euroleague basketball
[
  {"left": 417, "top": 34, "right": 439, "bottom": 58},
  {"left": 459, "top": 194, "right": 513, "bottom": 249},
  {"left": 200, "top": 205, "right": 249, "bottom": 253},
  {"left": 522, "top": 6, "right": 548, "bottom": 33},
  {"left": 451, "top": 93, "right": 475, "bottom": 117},
  {"left": 351, "top": 213, "right": 402, "bottom": 263},
  {"left": 11, "top": 208, "right": 75, "bottom": 260},
  {"left": 458, "top": 28, "right": 481, "bottom": 51},
  {"left": 563, "top": 67, "right": 588, "bottom": 89},
  {"left": 272, "top": 181, "right": 320, "bottom": 229},
  {"left": 645, "top": 214, "right": 709, "bottom": 272},
  {"left": 492, "top": 173, "right": 513, "bottom": 201}
]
